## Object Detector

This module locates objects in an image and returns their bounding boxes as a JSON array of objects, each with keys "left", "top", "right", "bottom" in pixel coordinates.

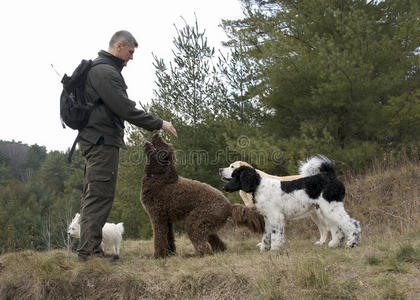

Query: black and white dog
[{"left": 223, "top": 156, "right": 361, "bottom": 251}]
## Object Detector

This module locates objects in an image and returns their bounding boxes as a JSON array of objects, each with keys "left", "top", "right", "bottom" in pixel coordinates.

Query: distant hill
[
  {"left": 0, "top": 140, "right": 48, "bottom": 182},
  {"left": 0, "top": 141, "right": 29, "bottom": 177},
  {"left": 0, "top": 141, "right": 29, "bottom": 166}
]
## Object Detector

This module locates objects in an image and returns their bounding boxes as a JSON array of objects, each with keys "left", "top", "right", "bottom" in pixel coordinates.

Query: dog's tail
[
  {"left": 230, "top": 204, "right": 265, "bottom": 234},
  {"left": 116, "top": 222, "right": 124, "bottom": 235},
  {"left": 299, "top": 155, "right": 336, "bottom": 178}
]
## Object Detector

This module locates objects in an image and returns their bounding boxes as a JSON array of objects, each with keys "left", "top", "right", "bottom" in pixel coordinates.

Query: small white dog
[
  {"left": 67, "top": 213, "right": 124, "bottom": 257},
  {"left": 222, "top": 155, "right": 361, "bottom": 250}
]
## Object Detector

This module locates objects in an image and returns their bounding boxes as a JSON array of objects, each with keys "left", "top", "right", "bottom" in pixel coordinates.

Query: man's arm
[
  {"left": 90, "top": 66, "right": 178, "bottom": 137},
  {"left": 91, "top": 66, "right": 162, "bottom": 131}
]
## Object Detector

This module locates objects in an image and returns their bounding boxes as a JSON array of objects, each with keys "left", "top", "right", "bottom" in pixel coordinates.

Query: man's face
[{"left": 116, "top": 42, "right": 135, "bottom": 67}]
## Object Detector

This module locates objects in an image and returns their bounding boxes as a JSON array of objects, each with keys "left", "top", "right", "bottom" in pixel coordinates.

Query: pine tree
[
  {"left": 223, "top": 0, "right": 420, "bottom": 170},
  {"left": 151, "top": 16, "right": 228, "bottom": 183}
]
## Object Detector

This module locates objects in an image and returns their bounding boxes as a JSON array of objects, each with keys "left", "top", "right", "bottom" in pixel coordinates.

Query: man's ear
[
  {"left": 115, "top": 40, "right": 123, "bottom": 51},
  {"left": 240, "top": 168, "right": 261, "bottom": 193}
]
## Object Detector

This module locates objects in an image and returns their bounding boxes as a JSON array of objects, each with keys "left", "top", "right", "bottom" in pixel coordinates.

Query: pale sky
[{"left": 0, "top": 0, "right": 244, "bottom": 152}]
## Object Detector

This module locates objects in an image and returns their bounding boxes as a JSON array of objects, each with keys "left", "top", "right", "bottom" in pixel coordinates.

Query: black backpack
[
  {"left": 60, "top": 59, "right": 107, "bottom": 130},
  {"left": 60, "top": 58, "right": 112, "bottom": 161}
]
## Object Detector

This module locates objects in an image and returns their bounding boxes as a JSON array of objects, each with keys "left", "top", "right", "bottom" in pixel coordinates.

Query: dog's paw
[
  {"left": 270, "top": 242, "right": 284, "bottom": 251},
  {"left": 345, "top": 239, "right": 359, "bottom": 248},
  {"left": 258, "top": 243, "right": 271, "bottom": 252},
  {"left": 314, "top": 240, "right": 325, "bottom": 246},
  {"left": 328, "top": 240, "right": 339, "bottom": 248}
]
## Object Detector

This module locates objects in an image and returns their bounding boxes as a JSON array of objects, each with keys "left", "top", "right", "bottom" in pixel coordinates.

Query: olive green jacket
[{"left": 80, "top": 50, "right": 163, "bottom": 148}]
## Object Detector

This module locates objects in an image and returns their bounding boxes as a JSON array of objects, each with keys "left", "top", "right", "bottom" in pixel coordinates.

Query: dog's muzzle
[{"left": 218, "top": 168, "right": 231, "bottom": 182}]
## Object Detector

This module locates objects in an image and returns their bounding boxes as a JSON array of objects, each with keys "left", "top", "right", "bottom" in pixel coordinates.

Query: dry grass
[
  {"left": 1, "top": 231, "right": 419, "bottom": 299},
  {"left": 1, "top": 152, "right": 419, "bottom": 299}
]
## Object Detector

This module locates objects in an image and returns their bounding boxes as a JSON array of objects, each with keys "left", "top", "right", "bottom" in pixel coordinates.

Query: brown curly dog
[{"left": 141, "top": 134, "right": 264, "bottom": 258}]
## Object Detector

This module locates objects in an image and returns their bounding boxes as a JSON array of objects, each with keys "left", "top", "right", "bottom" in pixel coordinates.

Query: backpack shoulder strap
[{"left": 68, "top": 133, "right": 80, "bottom": 163}]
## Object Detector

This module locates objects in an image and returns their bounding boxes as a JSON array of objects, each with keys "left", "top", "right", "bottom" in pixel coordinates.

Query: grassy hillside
[{"left": 1, "top": 153, "right": 419, "bottom": 299}]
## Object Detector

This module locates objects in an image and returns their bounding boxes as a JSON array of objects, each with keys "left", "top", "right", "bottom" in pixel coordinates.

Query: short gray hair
[{"left": 109, "top": 30, "right": 138, "bottom": 48}]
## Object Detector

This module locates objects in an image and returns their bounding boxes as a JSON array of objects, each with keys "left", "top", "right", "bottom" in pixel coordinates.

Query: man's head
[{"left": 108, "top": 30, "right": 138, "bottom": 67}]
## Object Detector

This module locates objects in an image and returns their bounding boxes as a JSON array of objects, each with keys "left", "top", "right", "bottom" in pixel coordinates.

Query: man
[{"left": 77, "top": 30, "right": 177, "bottom": 261}]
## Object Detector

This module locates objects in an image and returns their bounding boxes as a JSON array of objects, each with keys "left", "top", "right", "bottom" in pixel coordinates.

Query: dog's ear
[
  {"left": 224, "top": 166, "right": 259, "bottom": 193},
  {"left": 231, "top": 166, "right": 246, "bottom": 179},
  {"left": 72, "top": 213, "right": 80, "bottom": 223},
  {"left": 223, "top": 176, "right": 241, "bottom": 192},
  {"left": 223, "top": 166, "right": 245, "bottom": 192},
  {"left": 239, "top": 167, "right": 261, "bottom": 193}
]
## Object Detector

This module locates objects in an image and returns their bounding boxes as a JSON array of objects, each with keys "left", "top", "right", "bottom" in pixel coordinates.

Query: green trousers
[{"left": 77, "top": 139, "right": 119, "bottom": 258}]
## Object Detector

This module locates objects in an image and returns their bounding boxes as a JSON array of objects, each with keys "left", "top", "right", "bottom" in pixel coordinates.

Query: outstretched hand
[{"left": 162, "top": 120, "right": 178, "bottom": 138}]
